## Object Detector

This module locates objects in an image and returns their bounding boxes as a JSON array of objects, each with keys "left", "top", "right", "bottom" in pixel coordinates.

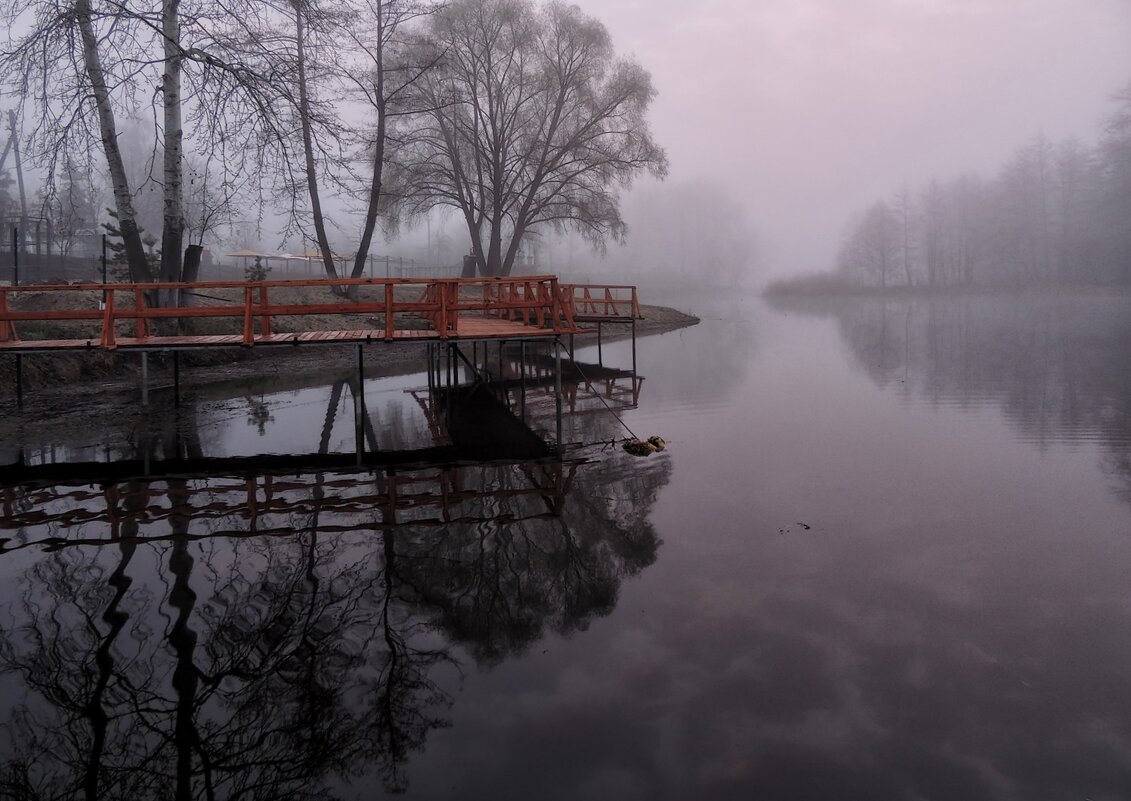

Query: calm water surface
[{"left": 3, "top": 292, "right": 1131, "bottom": 799}]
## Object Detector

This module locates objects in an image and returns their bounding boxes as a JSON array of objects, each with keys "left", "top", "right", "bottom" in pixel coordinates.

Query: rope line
[{"left": 556, "top": 337, "right": 639, "bottom": 441}]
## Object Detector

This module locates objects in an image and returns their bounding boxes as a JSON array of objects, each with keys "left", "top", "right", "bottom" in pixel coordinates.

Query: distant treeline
[{"left": 777, "top": 81, "right": 1131, "bottom": 294}]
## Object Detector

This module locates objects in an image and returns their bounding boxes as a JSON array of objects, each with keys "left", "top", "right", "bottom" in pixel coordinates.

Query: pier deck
[{"left": 0, "top": 275, "right": 641, "bottom": 354}]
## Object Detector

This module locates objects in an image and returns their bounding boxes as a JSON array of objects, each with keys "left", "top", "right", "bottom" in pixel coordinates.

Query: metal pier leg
[
  {"left": 498, "top": 340, "right": 505, "bottom": 401},
  {"left": 631, "top": 318, "right": 637, "bottom": 375},
  {"left": 141, "top": 352, "right": 149, "bottom": 406},
  {"left": 173, "top": 350, "right": 180, "bottom": 407},
  {"left": 140, "top": 432, "right": 153, "bottom": 476},
  {"left": 15, "top": 354, "right": 22, "bottom": 409},
  {"left": 555, "top": 338, "right": 563, "bottom": 452},
  {"left": 597, "top": 322, "right": 603, "bottom": 366},
  {"left": 520, "top": 340, "right": 527, "bottom": 421},
  {"left": 354, "top": 344, "right": 365, "bottom": 465}
]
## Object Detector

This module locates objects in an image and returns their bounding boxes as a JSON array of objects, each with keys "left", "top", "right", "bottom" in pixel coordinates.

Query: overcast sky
[{"left": 566, "top": 0, "right": 1131, "bottom": 275}]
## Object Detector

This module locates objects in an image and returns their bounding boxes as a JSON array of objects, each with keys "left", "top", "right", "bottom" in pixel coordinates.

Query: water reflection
[
  {"left": 770, "top": 293, "right": 1131, "bottom": 448},
  {"left": 0, "top": 369, "right": 670, "bottom": 798}
]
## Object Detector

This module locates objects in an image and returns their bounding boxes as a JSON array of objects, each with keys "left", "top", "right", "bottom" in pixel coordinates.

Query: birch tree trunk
[
  {"left": 160, "top": 0, "right": 185, "bottom": 308},
  {"left": 76, "top": 0, "right": 151, "bottom": 284},
  {"left": 350, "top": 10, "right": 387, "bottom": 283},
  {"left": 295, "top": 1, "right": 343, "bottom": 288}
]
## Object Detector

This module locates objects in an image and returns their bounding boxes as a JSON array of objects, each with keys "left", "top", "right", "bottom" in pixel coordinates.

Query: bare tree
[
  {"left": 2, "top": 0, "right": 318, "bottom": 300},
  {"left": 395, "top": 0, "right": 667, "bottom": 276},
  {"left": 292, "top": 0, "right": 344, "bottom": 283},
  {"left": 158, "top": 0, "right": 185, "bottom": 307},
  {"left": 996, "top": 133, "right": 1056, "bottom": 283},
  {"left": 839, "top": 200, "right": 898, "bottom": 288},
  {"left": 1097, "top": 81, "right": 1131, "bottom": 281},
  {"left": 39, "top": 152, "right": 100, "bottom": 256},
  {"left": 0, "top": 0, "right": 155, "bottom": 281},
  {"left": 342, "top": 0, "right": 441, "bottom": 282},
  {"left": 891, "top": 182, "right": 917, "bottom": 286},
  {"left": 290, "top": 0, "right": 440, "bottom": 289}
]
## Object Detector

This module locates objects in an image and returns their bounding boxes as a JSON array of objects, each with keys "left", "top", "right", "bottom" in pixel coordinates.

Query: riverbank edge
[{"left": 763, "top": 277, "right": 1131, "bottom": 301}]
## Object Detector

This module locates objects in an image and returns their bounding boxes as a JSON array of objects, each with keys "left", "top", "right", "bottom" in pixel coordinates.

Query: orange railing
[
  {"left": 0, "top": 275, "right": 582, "bottom": 349},
  {"left": 561, "top": 284, "right": 641, "bottom": 320}
]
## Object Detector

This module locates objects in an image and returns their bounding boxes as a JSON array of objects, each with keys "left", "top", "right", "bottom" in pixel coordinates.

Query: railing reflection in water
[
  {"left": 1, "top": 460, "right": 579, "bottom": 550},
  {"left": 0, "top": 371, "right": 668, "bottom": 798}
]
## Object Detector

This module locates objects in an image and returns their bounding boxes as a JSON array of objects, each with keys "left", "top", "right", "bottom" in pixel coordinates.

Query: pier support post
[
  {"left": 554, "top": 338, "right": 563, "bottom": 452},
  {"left": 15, "top": 354, "right": 22, "bottom": 409},
  {"left": 140, "top": 432, "right": 152, "bottom": 476},
  {"left": 520, "top": 340, "right": 527, "bottom": 421},
  {"left": 631, "top": 318, "right": 637, "bottom": 376},
  {"left": 173, "top": 351, "right": 180, "bottom": 407},
  {"left": 597, "top": 322, "right": 603, "bottom": 366},
  {"left": 354, "top": 345, "right": 365, "bottom": 465},
  {"left": 497, "top": 340, "right": 505, "bottom": 400},
  {"left": 141, "top": 352, "right": 149, "bottom": 406}
]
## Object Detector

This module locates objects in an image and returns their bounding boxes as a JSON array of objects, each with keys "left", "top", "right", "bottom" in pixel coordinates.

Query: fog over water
[{"left": 568, "top": 0, "right": 1131, "bottom": 277}]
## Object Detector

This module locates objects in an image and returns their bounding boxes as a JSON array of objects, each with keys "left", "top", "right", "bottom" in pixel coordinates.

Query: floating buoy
[{"left": 623, "top": 435, "right": 667, "bottom": 457}]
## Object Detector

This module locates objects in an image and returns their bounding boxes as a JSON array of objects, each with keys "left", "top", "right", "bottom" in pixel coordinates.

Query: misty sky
[{"left": 567, "top": 0, "right": 1131, "bottom": 275}]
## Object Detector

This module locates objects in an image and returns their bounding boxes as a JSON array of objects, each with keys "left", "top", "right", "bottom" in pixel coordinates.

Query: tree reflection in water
[
  {"left": 0, "top": 427, "right": 668, "bottom": 798},
  {"left": 770, "top": 293, "right": 1131, "bottom": 501}
]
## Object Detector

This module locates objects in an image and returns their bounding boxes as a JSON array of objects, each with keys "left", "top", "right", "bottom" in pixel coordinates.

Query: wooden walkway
[{"left": 0, "top": 275, "right": 640, "bottom": 354}]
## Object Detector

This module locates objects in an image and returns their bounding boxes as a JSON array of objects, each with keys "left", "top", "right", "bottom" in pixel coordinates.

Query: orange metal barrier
[{"left": 562, "top": 284, "right": 641, "bottom": 320}]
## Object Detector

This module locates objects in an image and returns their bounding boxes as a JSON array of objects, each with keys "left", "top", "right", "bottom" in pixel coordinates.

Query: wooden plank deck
[{"left": 0, "top": 319, "right": 571, "bottom": 352}]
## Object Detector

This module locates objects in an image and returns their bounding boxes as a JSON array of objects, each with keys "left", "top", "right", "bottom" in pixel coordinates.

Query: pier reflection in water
[{"left": 0, "top": 354, "right": 668, "bottom": 798}]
